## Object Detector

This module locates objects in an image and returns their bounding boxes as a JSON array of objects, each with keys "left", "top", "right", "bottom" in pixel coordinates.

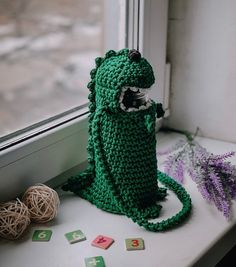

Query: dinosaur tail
[
  {"left": 62, "top": 168, "right": 94, "bottom": 193},
  {"left": 126, "top": 171, "right": 192, "bottom": 232}
]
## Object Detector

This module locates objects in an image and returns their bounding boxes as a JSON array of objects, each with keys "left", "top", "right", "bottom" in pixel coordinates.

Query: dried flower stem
[{"left": 158, "top": 128, "right": 236, "bottom": 218}]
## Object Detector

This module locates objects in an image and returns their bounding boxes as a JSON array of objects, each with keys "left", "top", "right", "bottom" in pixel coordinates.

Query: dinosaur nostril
[{"left": 128, "top": 49, "right": 141, "bottom": 61}]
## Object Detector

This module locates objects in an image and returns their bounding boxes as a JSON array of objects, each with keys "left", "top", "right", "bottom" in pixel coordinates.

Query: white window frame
[{"left": 0, "top": 0, "right": 169, "bottom": 202}]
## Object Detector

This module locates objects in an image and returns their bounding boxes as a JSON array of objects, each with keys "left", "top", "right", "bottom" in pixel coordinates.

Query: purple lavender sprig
[{"left": 158, "top": 128, "right": 236, "bottom": 218}]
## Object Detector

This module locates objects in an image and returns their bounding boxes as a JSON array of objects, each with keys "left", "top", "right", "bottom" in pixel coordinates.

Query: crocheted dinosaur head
[{"left": 88, "top": 49, "right": 155, "bottom": 112}]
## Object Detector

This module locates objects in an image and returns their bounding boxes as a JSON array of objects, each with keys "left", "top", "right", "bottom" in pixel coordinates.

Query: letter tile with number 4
[
  {"left": 65, "top": 230, "right": 86, "bottom": 244},
  {"left": 91, "top": 235, "right": 114, "bottom": 249},
  {"left": 32, "top": 230, "right": 52, "bottom": 242},
  {"left": 125, "top": 238, "right": 145, "bottom": 250}
]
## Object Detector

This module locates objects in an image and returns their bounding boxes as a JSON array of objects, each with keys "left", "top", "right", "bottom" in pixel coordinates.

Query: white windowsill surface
[{"left": 0, "top": 132, "right": 236, "bottom": 267}]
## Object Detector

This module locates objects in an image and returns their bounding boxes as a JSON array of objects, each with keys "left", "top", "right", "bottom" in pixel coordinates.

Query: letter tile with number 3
[{"left": 125, "top": 238, "right": 145, "bottom": 250}]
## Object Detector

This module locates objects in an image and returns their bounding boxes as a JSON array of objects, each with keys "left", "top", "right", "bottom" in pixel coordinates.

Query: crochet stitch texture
[{"left": 62, "top": 49, "right": 191, "bottom": 232}]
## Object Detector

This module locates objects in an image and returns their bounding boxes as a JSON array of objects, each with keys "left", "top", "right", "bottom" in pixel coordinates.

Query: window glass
[{"left": 0, "top": 0, "right": 104, "bottom": 138}]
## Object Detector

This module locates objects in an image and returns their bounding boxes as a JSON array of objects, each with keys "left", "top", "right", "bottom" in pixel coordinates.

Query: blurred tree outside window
[{"left": 0, "top": 0, "right": 104, "bottom": 138}]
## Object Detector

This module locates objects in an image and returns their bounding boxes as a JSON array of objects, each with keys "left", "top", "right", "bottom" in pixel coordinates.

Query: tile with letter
[
  {"left": 65, "top": 229, "right": 86, "bottom": 244},
  {"left": 125, "top": 238, "right": 145, "bottom": 250},
  {"left": 32, "top": 230, "right": 52, "bottom": 242},
  {"left": 91, "top": 235, "right": 114, "bottom": 249},
  {"left": 85, "top": 256, "right": 105, "bottom": 267}
]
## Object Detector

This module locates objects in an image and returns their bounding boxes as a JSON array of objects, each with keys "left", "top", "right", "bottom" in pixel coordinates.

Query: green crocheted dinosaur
[{"left": 62, "top": 49, "right": 191, "bottom": 232}]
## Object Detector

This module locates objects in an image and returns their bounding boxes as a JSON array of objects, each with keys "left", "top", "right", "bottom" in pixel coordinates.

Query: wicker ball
[
  {"left": 22, "top": 184, "right": 60, "bottom": 223},
  {"left": 0, "top": 199, "right": 30, "bottom": 240}
]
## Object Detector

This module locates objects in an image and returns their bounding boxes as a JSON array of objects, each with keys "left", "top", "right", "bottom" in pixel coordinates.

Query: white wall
[
  {"left": 166, "top": 0, "right": 236, "bottom": 143},
  {"left": 142, "top": 0, "right": 169, "bottom": 107}
]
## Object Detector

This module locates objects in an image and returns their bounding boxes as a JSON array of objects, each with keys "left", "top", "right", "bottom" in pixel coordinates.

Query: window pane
[{"left": 0, "top": 0, "right": 105, "bottom": 139}]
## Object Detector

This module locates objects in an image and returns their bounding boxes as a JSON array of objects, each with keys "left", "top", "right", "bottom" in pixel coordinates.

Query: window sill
[
  {"left": 0, "top": 106, "right": 89, "bottom": 202},
  {"left": 1, "top": 133, "right": 236, "bottom": 267}
]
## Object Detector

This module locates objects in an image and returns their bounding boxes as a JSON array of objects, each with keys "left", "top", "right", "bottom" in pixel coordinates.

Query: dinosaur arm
[{"left": 156, "top": 103, "right": 165, "bottom": 118}]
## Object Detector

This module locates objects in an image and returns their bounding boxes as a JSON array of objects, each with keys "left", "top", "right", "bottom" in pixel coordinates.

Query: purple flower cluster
[{"left": 158, "top": 133, "right": 236, "bottom": 218}]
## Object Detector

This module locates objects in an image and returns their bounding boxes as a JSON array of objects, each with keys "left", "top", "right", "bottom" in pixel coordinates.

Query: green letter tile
[
  {"left": 65, "top": 229, "right": 86, "bottom": 244},
  {"left": 32, "top": 230, "right": 52, "bottom": 242},
  {"left": 85, "top": 256, "right": 105, "bottom": 267}
]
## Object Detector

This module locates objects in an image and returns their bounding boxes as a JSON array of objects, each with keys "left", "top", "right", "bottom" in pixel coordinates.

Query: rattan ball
[
  {"left": 22, "top": 184, "right": 60, "bottom": 223},
  {"left": 0, "top": 199, "right": 30, "bottom": 240}
]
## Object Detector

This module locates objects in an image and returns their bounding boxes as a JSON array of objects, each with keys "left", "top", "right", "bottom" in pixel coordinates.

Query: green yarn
[{"left": 62, "top": 49, "right": 191, "bottom": 232}]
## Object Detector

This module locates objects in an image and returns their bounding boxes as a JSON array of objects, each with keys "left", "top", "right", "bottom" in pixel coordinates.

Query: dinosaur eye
[
  {"left": 119, "top": 86, "right": 152, "bottom": 112},
  {"left": 128, "top": 49, "right": 141, "bottom": 61}
]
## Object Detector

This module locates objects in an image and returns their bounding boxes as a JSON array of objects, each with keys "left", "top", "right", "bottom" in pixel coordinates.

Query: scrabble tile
[
  {"left": 85, "top": 256, "right": 105, "bottom": 267},
  {"left": 65, "top": 230, "right": 86, "bottom": 244},
  {"left": 91, "top": 235, "right": 114, "bottom": 249},
  {"left": 125, "top": 238, "right": 145, "bottom": 251},
  {"left": 32, "top": 230, "right": 52, "bottom": 242}
]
